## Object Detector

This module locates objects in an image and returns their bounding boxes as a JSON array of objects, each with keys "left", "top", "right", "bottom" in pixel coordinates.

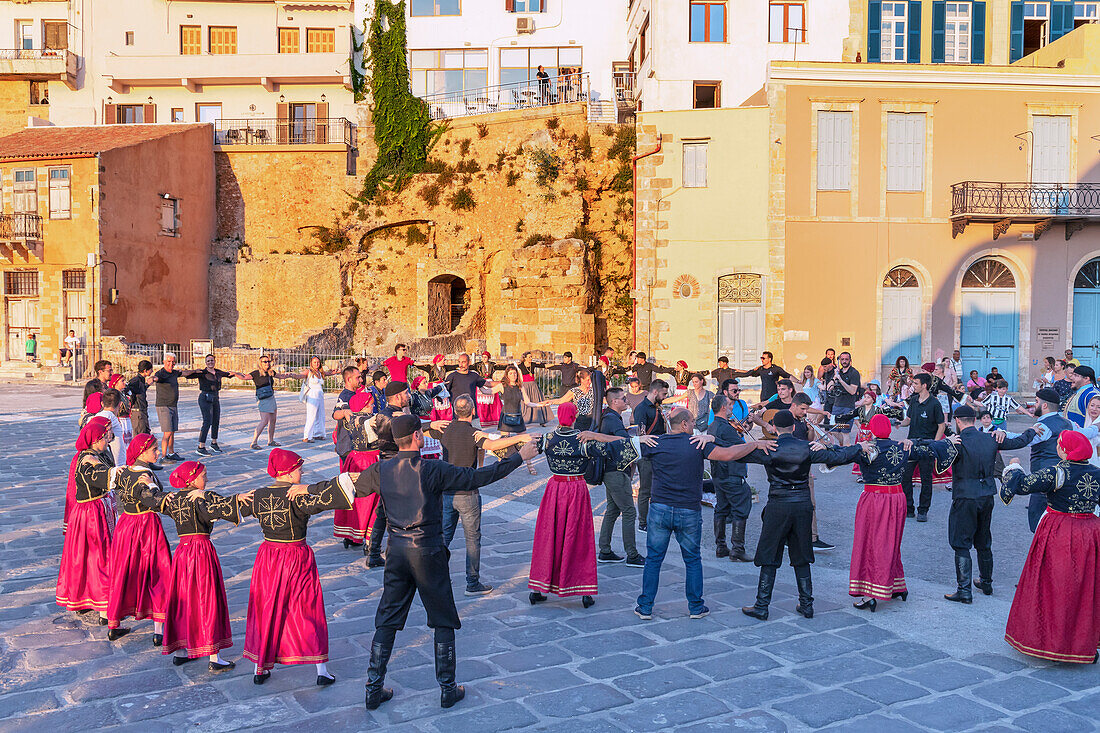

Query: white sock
[
  {"left": 154, "top": 622, "right": 164, "bottom": 634},
  {"left": 99, "top": 612, "right": 107, "bottom": 621},
  {"left": 255, "top": 663, "right": 264, "bottom": 675},
  {"left": 316, "top": 662, "right": 332, "bottom": 678},
  {"left": 209, "top": 652, "right": 228, "bottom": 664},
  {"left": 175, "top": 649, "right": 188, "bottom": 659}
]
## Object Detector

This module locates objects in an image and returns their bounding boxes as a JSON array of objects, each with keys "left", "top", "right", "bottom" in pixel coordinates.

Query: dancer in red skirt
[
  {"left": 474, "top": 351, "right": 502, "bottom": 427},
  {"left": 242, "top": 448, "right": 356, "bottom": 686},
  {"left": 139, "top": 461, "right": 253, "bottom": 672},
  {"left": 1002, "top": 431, "right": 1100, "bottom": 664},
  {"left": 528, "top": 402, "right": 622, "bottom": 608},
  {"left": 847, "top": 414, "right": 939, "bottom": 611},
  {"left": 56, "top": 417, "right": 117, "bottom": 624},
  {"left": 333, "top": 391, "right": 382, "bottom": 549},
  {"left": 105, "top": 433, "right": 173, "bottom": 643}
]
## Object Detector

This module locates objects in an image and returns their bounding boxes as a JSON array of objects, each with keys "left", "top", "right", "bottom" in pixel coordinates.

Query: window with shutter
[
  {"left": 180, "top": 25, "right": 201, "bottom": 55},
  {"left": 209, "top": 26, "right": 237, "bottom": 54},
  {"left": 306, "top": 28, "right": 336, "bottom": 53},
  {"left": 160, "top": 199, "right": 179, "bottom": 236},
  {"left": 886, "top": 112, "right": 925, "bottom": 191},
  {"left": 817, "top": 111, "right": 851, "bottom": 191},
  {"left": 683, "top": 142, "right": 708, "bottom": 188},
  {"left": 13, "top": 170, "right": 37, "bottom": 214},
  {"left": 880, "top": 2, "right": 908, "bottom": 62},
  {"left": 44, "top": 21, "right": 67, "bottom": 50},
  {"left": 944, "top": 2, "right": 972, "bottom": 63},
  {"left": 48, "top": 167, "right": 70, "bottom": 219},
  {"left": 279, "top": 27, "right": 300, "bottom": 53}
]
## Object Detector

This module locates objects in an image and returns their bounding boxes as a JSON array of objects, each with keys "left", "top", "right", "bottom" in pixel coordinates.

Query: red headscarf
[
  {"left": 1058, "top": 430, "right": 1093, "bottom": 462},
  {"left": 126, "top": 433, "right": 157, "bottom": 465},
  {"left": 411, "top": 375, "right": 426, "bottom": 391},
  {"left": 85, "top": 392, "right": 103, "bottom": 414},
  {"left": 482, "top": 351, "right": 491, "bottom": 358},
  {"left": 433, "top": 354, "right": 445, "bottom": 364},
  {"left": 350, "top": 391, "right": 374, "bottom": 413},
  {"left": 868, "top": 414, "right": 892, "bottom": 440},
  {"left": 921, "top": 362, "right": 936, "bottom": 373},
  {"left": 170, "top": 461, "right": 206, "bottom": 489},
  {"left": 267, "top": 448, "right": 304, "bottom": 478},
  {"left": 599, "top": 356, "right": 610, "bottom": 366},
  {"left": 676, "top": 360, "right": 688, "bottom": 369},
  {"left": 65, "top": 417, "right": 111, "bottom": 529},
  {"left": 107, "top": 373, "right": 123, "bottom": 389},
  {"left": 558, "top": 402, "right": 579, "bottom": 427}
]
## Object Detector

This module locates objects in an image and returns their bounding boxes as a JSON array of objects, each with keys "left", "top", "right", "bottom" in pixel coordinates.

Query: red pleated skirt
[
  {"left": 107, "top": 512, "right": 172, "bottom": 628},
  {"left": 162, "top": 535, "right": 232, "bottom": 658},
  {"left": 56, "top": 500, "right": 112, "bottom": 612},
  {"left": 1005, "top": 509, "right": 1100, "bottom": 663},
  {"left": 852, "top": 426, "right": 873, "bottom": 475},
  {"left": 529, "top": 475, "right": 598, "bottom": 597},
  {"left": 243, "top": 540, "right": 329, "bottom": 671},
  {"left": 849, "top": 484, "right": 907, "bottom": 599},
  {"left": 334, "top": 450, "right": 380, "bottom": 542},
  {"left": 477, "top": 392, "right": 502, "bottom": 424},
  {"left": 913, "top": 463, "right": 953, "bottom": 486}
]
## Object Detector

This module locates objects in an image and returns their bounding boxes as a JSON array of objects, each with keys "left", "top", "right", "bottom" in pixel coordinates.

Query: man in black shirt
[
  {"left": 356, "top": 415, "right": 538, "bottom": 711},
  {"left": 152, "top": 353, "right": 197, "bottom": 462},
  {"left": 710, "top": 357, "right": 735, "bottom": 390},
  {"left": 332, "top": 366, "right": 363, "bottom": 463},
  {"left": 631, "top": 379, "right": 669, "bottom": 532},
  {"left": 84, "top": 359, "right": 113, "bottom": 406},
  {"left": 709, "top": 394, "right": 752, "bottom": 561},
  {"left": 596, "top": 388, "right": 644, "bottom": 566},
  {"left": 630, "top": 352, "right": 674, "bottom": 390},
  {"left": 443, "top": 354, "right": 487, "bottom": 405},
  {"left": 536, "top": 64, "right": 551, "bottom": 104},
  {"left": 732, "top": 351, "right": 791, "bottom": 402},
  {"left": 547, "top": 352, "right": 581, "bottom": 396},
  {"left": 900, "top": 372, "right": 945, "bottom": 521},
  {"left": 428, "top": 395, "right": 529, "bottom": 596},
  {"left": 826, "top": 351, "right": 860, "bottom": 445},
  {"left": 125, "top": 360, "right": 154, "bottom": 436}
]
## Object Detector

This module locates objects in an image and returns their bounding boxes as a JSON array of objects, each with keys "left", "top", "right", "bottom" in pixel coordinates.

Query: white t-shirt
[{"left": 64, "top": 335, "right": 80, "bottom": 350}]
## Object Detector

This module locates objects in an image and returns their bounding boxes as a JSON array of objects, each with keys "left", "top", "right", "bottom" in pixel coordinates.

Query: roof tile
[{"left": 0, "top": 123, "right": 211, "bottom": 160}]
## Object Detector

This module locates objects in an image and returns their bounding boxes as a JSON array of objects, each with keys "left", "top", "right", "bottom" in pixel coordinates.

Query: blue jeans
[
  {"left": 636, "top": 502, "right": 704, "bottom": 615},
  {"left": 442, "top": 491, "right": 482, "bottom": 588}
]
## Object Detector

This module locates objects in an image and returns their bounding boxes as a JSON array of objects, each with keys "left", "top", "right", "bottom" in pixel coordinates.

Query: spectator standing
[
  {"left": 125, "top": 361, "right": 154, "bottom": 438},
  {"left": 302, "top": 356, "right": 337, "bottom": 443},
  {"left": 595, "top": 387, "right": 644, "bottom": 567},
  {"left": 536, "top": 64, "right": 551, "bottom": 104},
  {"left": 25, "top": 333, "right": 36, "bottom": 362},
  {"left": 185, "top": 354, "right": 244, "bottom": 456},
  {"left": 248, "top": 355, "right": 296, "bottom": 450},
  {"left": 899, "top": 373, "right": 945, "bottom": 522},
  {"left": 826, "top": 351, "right": 861, "bottom": 445},
  {"left": 383, "top": 344, "right": 417, "bottom": 384},
  {"left": 153, "top": 353, "right": 196, "bottom": 462}
]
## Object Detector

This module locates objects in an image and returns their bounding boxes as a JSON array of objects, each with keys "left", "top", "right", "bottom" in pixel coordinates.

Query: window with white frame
[
  {"left": 160, "top": 198, "right": 180, "bottom": 236},
  {"left": 48, "top": 167, "right": 70, "bottom": 219},
  {"left": 880, "top": 2, "right": 908, "bottom": 62},
  {"left": 410, "top": 0, "right": 460, "bottom": 16},
  {"left": 945, "top": 2, "right": 971, "bottom": 63},
  {"left": 886, "top": 112, "right": 926, "bottom": 191},
  {"left": 410, "top": 49, "right": 488, "bottom": 97},
  {"left": 683, "top": 142, "right": 708, "bottom": 188},
  {"left": 817, "top": 111, "right": 852, "bottom": 191},
  {"left": 1075, "top": 0, "right": 1099, "bottom": 27},
  {"left": 13, "top": 169, "right": 36, "bottom": 213}
]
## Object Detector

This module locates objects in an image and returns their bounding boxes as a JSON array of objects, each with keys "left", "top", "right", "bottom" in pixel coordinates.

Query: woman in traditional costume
[
  {"left": 473, "top": 351, "right": 502, "bottom": 426},
  {"left": 518, "top": 352, "right": 550, "bottom": 426},
  {"left": 332, "top": 391, "right": 382, "bottom": 549}
]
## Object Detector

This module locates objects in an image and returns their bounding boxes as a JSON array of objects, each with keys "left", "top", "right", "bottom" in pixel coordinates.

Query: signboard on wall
[
  {"left": 1036, "top": 327, "right": 1059, "bottom": 351},
  {"left": 191, "top": 339, "right": 213, "bottom": 364}
]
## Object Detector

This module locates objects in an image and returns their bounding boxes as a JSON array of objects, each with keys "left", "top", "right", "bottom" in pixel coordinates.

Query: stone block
[
  {"left": 706, "top": 673, "right": 812, "bottom": 709},
  {"left": 773, "top": 689, "right": 879, "bottom": 729},
  {"left": 612, "top": 691, "right": 728, "bottom": 730},
  {"left": 896, "top": 694, "right": 1007, "bottom": 732},
  {"left": 1013, "top": 708, "right": 1095, "bottom": 733},
  {"left": 862, "top": 640, "right": 947, "bottom": 668},
  {"left": 690, "top": 649, "right": 780, "bottom": 682},
  {"left": 971, "top": 676, "right": 1069, "bottom": 711},
  {"left": 428, "top": 701, "right": 537, "bottom": 733},
  {"left": 525, "top": 684, "right": 632, "bottom": 717},
  {"left": 488, "top": 644, "right": 571, "bottom": 673},
  {"left": 844, "top": 675, "right": 927, "bottom": 705},
  {"left": 897, "top": 660, "right": 994, "bottom": 692},
  {"left": 612, "top": 666, "right": 708, "bottom": 699}
]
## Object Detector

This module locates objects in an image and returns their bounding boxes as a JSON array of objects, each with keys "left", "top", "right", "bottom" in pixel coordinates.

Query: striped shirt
[{"left": 981, "top": 392, "right": 1020, "bottom": 423}]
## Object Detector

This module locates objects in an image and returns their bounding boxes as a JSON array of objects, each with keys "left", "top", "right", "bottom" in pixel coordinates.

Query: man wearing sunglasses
[{"left": 731, "top": 352, "right": 792, "bottom": 402}]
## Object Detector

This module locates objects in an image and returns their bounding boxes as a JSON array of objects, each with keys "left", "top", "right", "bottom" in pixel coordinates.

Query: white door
[
  {"left": 65, "top": 289, "right": 87, "bottom": 341},
  {"left": 719, "top": 305, "right": 764, "bottom": 370},
  {"left": 6, "top": 298, "right": 40, "bottom": 360},
  {"left": 881, "top": 287, "right": 922, "bottom": 368},
  {"left": 1032, "top": 115, "right": 1071, "bottom": 183}
]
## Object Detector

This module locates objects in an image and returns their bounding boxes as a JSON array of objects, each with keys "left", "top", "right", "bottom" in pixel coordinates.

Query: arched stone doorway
[
  {"left": 960, "top": 258, "right": 1018, "bottom": 390},
  {"left": 881, "top": 266, "right": 922, "bottom": 372},
  {"left": 427, "top": 274, "right": 467, "bottom": 336}
]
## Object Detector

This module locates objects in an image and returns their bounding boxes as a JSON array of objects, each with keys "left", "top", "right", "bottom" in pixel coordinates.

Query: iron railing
[
  {"left": 421, "top": 72, "right": 590, "bottom": 121},
  {"left": 212, "top": 117, "right": 352, "bottom": 146},
  {"left": 0, "top": 48, "right": 68, "bottom": 60},
  {"left": 613, "top": 70, "right": 635, "bottom": 104},
  {"left": 0, "top": 213, "right": 42, "bottom": 240},
  {"left": 951, "top": 181, "right": 1100, "bottom": 218}
]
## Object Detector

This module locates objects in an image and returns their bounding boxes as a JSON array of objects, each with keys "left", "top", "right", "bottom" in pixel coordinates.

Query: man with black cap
[
  {"left": 1012, "top": 388, "right": 1071, "bottom": 532},
  {"left": 547, "top": 352, "right": 581, "bottom": 396},
  {"left": 356, "top": 414, "right": 538, "bottom": 711},
  {"left": 1063, "top": 364, "right": 1098, "bottom": 428},
  {"left": 710, "top": 357, "right": 735, "bottom": 390},
  {"left": 630, "top": 352, "right": 675, "bottom": 390},
  {"left": 908, "top": 404, "right": 1039, "bottom": 603},
  {"left": 740, "top": 409, "right": 866, "bottom": 621}
]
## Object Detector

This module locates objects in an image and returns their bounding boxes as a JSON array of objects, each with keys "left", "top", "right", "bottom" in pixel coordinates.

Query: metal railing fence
[{"left": 421, "top": 72, "right": 590, "bottom": 121}]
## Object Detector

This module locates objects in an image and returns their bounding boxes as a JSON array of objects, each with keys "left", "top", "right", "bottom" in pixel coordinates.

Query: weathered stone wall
[
  {"left": 498, "top": 239, "right": 595, "bottom": 353},
  {"left": 0, "top": 80, "right": 46, "bottom": 136}
]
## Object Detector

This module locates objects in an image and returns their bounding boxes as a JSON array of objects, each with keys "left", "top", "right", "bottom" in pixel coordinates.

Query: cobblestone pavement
[{"left": 0, "top": 383, "right": 1096, "bottom": 732}]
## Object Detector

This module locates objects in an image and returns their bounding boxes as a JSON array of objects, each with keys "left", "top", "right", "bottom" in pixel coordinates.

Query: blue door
[
  {"left": 961, "top": 290, "right": 1019, "bottom": 390},
  {"left": 1073, "top": 290, "right": 1100, "bottom": 367}
]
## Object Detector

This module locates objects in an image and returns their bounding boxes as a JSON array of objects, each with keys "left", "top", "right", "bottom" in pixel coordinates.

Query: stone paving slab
[{"left": 0, "top": 384, "right": 1097, "bottom": 732}]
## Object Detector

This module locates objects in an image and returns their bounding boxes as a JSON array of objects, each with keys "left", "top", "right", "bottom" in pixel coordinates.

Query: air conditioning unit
[{"left": 516, "top": 16, "right": 535, "bottom": 34}]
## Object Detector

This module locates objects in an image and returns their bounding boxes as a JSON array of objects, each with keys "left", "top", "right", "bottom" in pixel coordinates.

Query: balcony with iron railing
[
  {"left": 0, "top": 48, "right": 77, "bottom": 86},
  {"left": 0, "top": 213, "right": 42, "bottom": 241},
  {"left": 421, "top": 72, "right": 590, "bottom": 121},
  {"left": 212, "top": 117, "right": 353, "bottom": 147},
  {"left": 613, "top": 70, "right": 636, "bottom": 107},
  {"left": 950, "top": 181, "right": 1100, "bottom": 240}
]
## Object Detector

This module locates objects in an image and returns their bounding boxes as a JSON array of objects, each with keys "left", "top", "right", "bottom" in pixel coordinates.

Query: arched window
[
  {"left": 882, "top": 267, "right": 919, "bottom": 288},
  {"left": 1074, "top": 258, "right": 1100, "bottom": 289},
  {"left": 427, "top": 274, "right": 467, "bottom": 336},
  {"left": 962, "top": 258, "right": 1015, "bottom": 288}
]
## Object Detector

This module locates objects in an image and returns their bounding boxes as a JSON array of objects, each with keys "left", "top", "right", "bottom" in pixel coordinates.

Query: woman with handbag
[
  {"left": 248, "top": 355, "right": 296, "bottom": 450},
  {"left": 301, "top": 356, "right": 336, "bottom": 444},
  {"left": 491, "top": 364, "right": 542, "bottom": 475}
]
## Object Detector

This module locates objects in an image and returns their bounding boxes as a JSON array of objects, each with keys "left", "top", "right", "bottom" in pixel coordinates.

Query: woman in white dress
[
  {"left": 1084, "top": 394, "right": 1100, "bottom": 469},
  {"left": 301, "top": 356, "right": 336, "bottom": 443}
]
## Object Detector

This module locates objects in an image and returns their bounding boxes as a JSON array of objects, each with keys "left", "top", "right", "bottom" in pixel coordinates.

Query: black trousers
[
  {"left": 198, "top": 392, "right": 221, "bottom": 444},
  {"left": 902, "top": 456, "right": 934, "bottom": 514},
  {"left": 374, "top": 543, "right": 460, "bottom": 631},
  {"left": 754, "top": 501, "right": 814, "bottom": 568},
  {"left": 714, "top": 476, "right": 751, "bottom": 525},
  {"left": 948, "top": 496, "right": 994, "bottom": 552}
]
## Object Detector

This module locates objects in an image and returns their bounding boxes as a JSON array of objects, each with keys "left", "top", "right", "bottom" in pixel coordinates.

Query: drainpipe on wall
[{"left": 631, "top": 136, "right": 662, "bottom": 351}]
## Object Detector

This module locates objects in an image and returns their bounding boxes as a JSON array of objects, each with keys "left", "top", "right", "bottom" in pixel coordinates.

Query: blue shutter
[
  {"left": 931, "top": 0, "right": 946, "bottom": 63},
  {"left": 907, "top": 0, "right": 922, "bottom": 63},
  {"left": 1010, "top": 0, "right": 1025, "bottom": 61},
  {"left": 971, "top": 1, "right": 986, "bottom": 63},
  {"left": 868, "top": 0, "right": 882, "bottom": 62},
  {"left": 1051, "top": 1, "right": 1075, "bottom": 41}
]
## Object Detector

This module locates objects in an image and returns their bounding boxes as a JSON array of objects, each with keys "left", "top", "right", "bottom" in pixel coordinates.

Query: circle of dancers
[{"left": 56, "top": 346, "right": 1100, "bottom": 713}]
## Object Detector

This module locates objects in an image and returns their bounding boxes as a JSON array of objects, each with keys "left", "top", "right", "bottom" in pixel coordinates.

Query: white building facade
[{"left": 627, "top": 0, "right": 853, "bottom": 111}]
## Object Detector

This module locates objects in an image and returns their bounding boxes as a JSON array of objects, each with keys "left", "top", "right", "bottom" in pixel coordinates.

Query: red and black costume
[{"left": 332, "top": 392, "right": 382, "bottom": 546}]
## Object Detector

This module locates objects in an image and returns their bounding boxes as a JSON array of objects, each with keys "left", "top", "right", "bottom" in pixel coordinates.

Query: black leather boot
[
  {"left": 741, "top": 566, "right": 776, "bottom": 620},
  {"left": 729, "top": 520, "right": 752, "bottom": 562},
  {"left": 436, "top": 641, "right": 466, "bottom": 709},
  {"left": 714, "top": 514, "right": 729, "bottom": 558},
  {"left": 794, "top": 565, "right": 814, "bottom": 618},
  {"left": 364, "top": 641, "right": 395, "bottom": 710},
  {"left": 944, "top": 553, "right": 974, "bottom": 604},
  {"left": 974, "top": 549, "right": 993, "bottom": 595}
]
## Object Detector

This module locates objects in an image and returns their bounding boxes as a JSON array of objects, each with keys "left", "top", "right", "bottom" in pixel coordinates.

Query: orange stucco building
[{"left": 0, "top": 123, "right": 215, "bottom": 364}]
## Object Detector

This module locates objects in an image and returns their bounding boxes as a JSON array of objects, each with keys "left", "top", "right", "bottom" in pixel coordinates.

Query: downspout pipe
[{"left": 631, "top": 137, "right": 662, "bottom": 350}]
